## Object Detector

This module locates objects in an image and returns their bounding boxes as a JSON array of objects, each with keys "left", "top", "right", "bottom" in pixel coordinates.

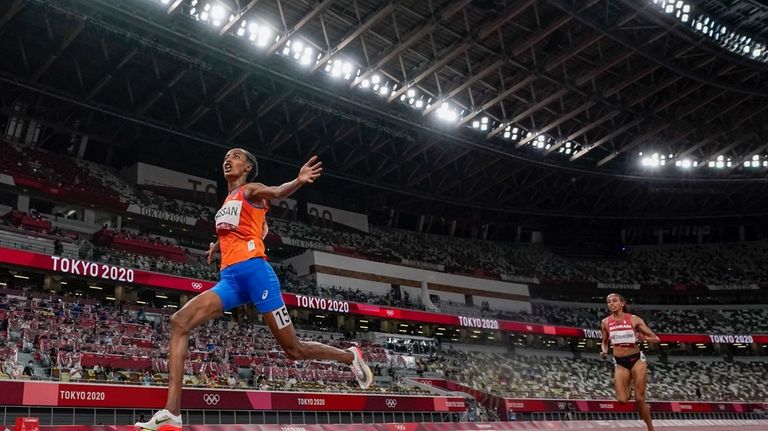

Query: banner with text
[
  {"left": 126, "top": 204, "right": 198, "bottom": 226},
  {"left": 9, "top": 381, "right": 465, "bottom": 412}
]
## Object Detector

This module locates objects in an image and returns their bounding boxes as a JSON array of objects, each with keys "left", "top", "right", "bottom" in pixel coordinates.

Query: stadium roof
[{"left": 2, "top": 0, "right": 768, "bottom": 219}]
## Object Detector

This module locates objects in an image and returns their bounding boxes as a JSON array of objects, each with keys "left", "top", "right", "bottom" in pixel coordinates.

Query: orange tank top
[{"left": 214, "top": 186, "right": 269, "bottom": 269}]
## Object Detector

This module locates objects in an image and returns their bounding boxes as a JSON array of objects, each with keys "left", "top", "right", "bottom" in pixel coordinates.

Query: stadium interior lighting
[
  {"left": 744, "top": 155, "right": 764, "bottom": 168},
  {"left": 436, "top": 103, "right": 459, "bottom": 122},
  {"left": 190, "top": 2, "right": 234, "bottom": 27},
  {"left": 236, "top": 20, "right": 273, "bottom": 47},
  {"left": 471, "top": 116, "right": 490, "bottom": 131},
  {"left": 13, "top": 274, "right": 29, "bottom": 279},
  {"left": 707, "top": 155, "right": 732, "bottom": 169},
  {"left": 88, "top": 285, "right": 102, "bottom": 290},
  {"left": 502, "top": 126, "right": 519, "bottom": 140},
  {"left": 558, "top": 141, "right": 579, "bottom": 155},
  {"left": 163, "top": 0, "right": 601, "bottom": 159},
  {"left": 641, "top": 152, "right": 666, "bottom": 167},
  {"left": 651, "top": 0, "right": 768, "bottom": 63}
]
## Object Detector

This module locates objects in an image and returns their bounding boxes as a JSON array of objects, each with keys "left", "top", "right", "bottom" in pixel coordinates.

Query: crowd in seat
[
  {"left": 0, "top": 286, "right": 427, "bottom": 395},
  {"left": 267, "top": 217, "right": 768, "bottom": 287},
  {"left": 0, "top": 142, "right": 121, "bottom": 203},
  {"left": 75, "top": 158, "right": 216, "bottom": 221},
  {"left": 94, "top": 228, "right": 187, "bottom": 262},
  {"left": 6, "top": 140, "right": 768, "bottom": 289},
  {"left": 93, "top": 247, "right": 218, "bottom": 281},
  {"left": 521, "top": 303, "right": 768, "bottom": 333},
  {"left": 433, "top": 352, "right": 768, "bottom": 402}
]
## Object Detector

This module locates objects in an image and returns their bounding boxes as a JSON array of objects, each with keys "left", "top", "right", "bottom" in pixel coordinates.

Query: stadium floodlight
[
  {"left": 379, "top": 85, "right": 389, "bottom": 96},
  {"left": 256, "top": 26, "right": 272, "bottom": 47},
  {"left": 342, "top": 61, "right": 355, "bottom": 80},
  {"left": 406, "top": 88, "right": 416, "bottom": 98},
  {"left": 209, "top": 4, "right": 227, "bottom": 26},
  {"left": 436, "top": 102, "right": 458, "bottom": 122},
  {"left": 360, "top": 79, "right": 370, "bottom": 89},
  {"left": 298, "top": 47, "right": 313, "bottom": 65},
  {"left": 641, "top": 152, "right": 665, "bottom": 167},
  {"left": 414, "top": 99, "right": 424, "bottom": 109},
  {"left": 480, "top": 116, "right": 489, "bottom": 131},
  {"left": 371, "top": 74, "right": 381, "bottom": 84}
]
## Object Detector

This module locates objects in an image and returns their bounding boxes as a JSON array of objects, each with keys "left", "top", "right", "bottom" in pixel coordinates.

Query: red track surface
[{"left": 25, "top": 419, "right": 768, "bottom": 431}]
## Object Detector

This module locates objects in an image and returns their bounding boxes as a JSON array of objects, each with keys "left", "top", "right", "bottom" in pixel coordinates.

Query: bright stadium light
[
  {"left": 649, "top": 0, "right": 768, "bottom": 63},
  {"left": 641, "top": 152, "right": 665, "bottom": 167},
  {"left": 436, "top": 102, "right": 458, "bottom": 122}
]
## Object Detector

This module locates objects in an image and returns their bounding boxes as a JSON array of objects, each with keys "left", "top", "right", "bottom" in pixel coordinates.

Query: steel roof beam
[
  {"left": 311, "top": 1, "right": 397, "bottom": 73},
  {"left": 32, "top": 21, "right": 84, "bottom": 82},
  {"left": 218, "top": 0, "right": 262, "bottom": 37},
  {"left": 459, "top": 76, "right": 537, "bottom": 127},
  {"left": 183, "top": 71, "right": 250, "bottom": 129},
  {"left": 267, "top": 0, "right": 335, "bottom": 56},
  {"left": 387, "top": 0, "right": 535, "bottom": 103},
  {"left": 570, "top": 117, "right": 644, "bottom": 161},
  {"left": 421, "top": 57, "right": 506, "bottom": 116},
  {"left": 351, "top": 0, "right": 472, "bottom": 88}
]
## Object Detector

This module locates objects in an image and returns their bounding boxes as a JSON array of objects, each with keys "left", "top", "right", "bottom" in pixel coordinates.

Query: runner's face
[
  {"left": 606, "top": 294, "right": 623, "bottom": 313},
  {"left": 223, "top": 149, "right": 251, "bottom": 181}
]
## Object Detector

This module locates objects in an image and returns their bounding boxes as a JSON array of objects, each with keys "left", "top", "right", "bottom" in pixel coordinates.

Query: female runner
[
  {"left": 137, "top": 148, "right": 372, "bottom": 430},
  {"left": 600, "top": 293, "right": 659, "bottom": 431}
]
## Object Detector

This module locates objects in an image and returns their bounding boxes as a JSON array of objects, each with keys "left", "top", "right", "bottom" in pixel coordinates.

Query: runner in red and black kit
[{"left": 600, "top": 293, "right": 659, "bottom": 431}]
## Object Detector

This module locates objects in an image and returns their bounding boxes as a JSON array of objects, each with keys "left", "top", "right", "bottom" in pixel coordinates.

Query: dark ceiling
[{"left": 1, "top": 0, "right": 768, "bottom": 221}]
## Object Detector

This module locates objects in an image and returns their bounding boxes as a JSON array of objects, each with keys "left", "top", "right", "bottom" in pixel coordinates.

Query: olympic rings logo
[
  {"left": 191, "top": 282, "right": 203, "bottom": 290},
  {"left": 203, "top": 394, "right": 221, "bottom": 405},
  {"left": 385, "top": 399, "right": 397, "bottom": 409}
]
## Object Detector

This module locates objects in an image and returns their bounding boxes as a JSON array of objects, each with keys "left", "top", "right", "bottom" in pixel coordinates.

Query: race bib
[
  {"left": 215, "top": 200, "right": 243, "bottom": 231},
  {"left": 610, "top": 329, "right": 637, "bottom": 345}
]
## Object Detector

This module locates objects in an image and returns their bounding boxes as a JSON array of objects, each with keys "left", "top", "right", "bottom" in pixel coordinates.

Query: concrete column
[
  {"left": 83, "top": 209, "right": 96, "bottom": 225},
  {"left": 44, "top": 275, "right": 61, "bottom": 293},
  {"left": 17, "top": 194, "right": 30, "bottom": 212},
  {"left": 114, "top": 285, "right": 125, "bottom": 303},
  {"left": 76, "top": 136, "right": 88, "bottom": 159}
]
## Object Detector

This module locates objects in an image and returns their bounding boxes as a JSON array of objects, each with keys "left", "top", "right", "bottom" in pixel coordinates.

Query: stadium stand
[{"left": 432, "top": 352, "right": 768, "bottom": 402}]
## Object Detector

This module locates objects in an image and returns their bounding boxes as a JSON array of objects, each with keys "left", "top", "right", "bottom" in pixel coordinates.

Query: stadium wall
[{"left": 285, "top": 250, "right": 531, "bottom": 312}]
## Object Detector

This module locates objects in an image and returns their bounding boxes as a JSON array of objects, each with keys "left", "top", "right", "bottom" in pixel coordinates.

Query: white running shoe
[
  {"left": 347, "top": 345, "right": 373, "bottom": 389},
  {"left": 135, "top": 409, "right": 182, "bottom": 430}
]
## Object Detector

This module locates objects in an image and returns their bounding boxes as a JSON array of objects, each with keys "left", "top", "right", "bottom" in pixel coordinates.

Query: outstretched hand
[{"left": 298, "top": 155, "right": 323, "bottom": 184}]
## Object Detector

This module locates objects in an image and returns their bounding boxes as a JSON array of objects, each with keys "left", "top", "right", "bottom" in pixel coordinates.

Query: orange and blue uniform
[{"left": 210, "top": 185, "right": 284, "bottom": 313}]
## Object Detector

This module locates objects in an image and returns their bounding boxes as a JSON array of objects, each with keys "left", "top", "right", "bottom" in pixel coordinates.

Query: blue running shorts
[{"left": 210, "top": 257, "right": 284, "bottom": 313}]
